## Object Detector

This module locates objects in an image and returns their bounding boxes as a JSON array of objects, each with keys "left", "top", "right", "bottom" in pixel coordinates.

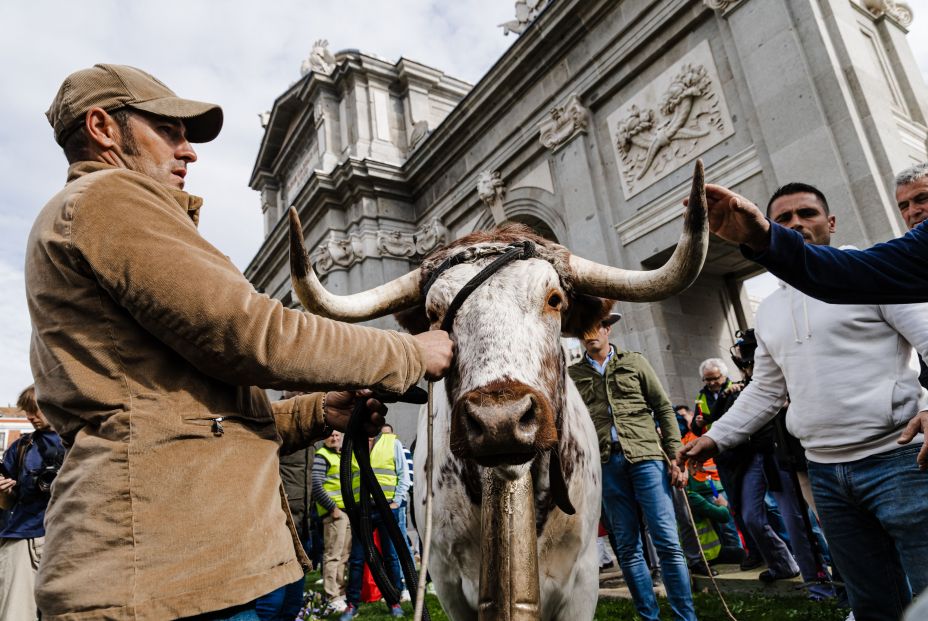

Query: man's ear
[{"left": 84, "top": 107, "right": 119, "bottom": 150}]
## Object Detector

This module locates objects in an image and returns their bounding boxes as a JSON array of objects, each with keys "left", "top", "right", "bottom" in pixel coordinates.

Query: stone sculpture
[
  {"left": 538, "top": 94, "right": 589, "bottom": 151},
  {"left": 300, "top": 39, "right": 336, "bottom": 76}
]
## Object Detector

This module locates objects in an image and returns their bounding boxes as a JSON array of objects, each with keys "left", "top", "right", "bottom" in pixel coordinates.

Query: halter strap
[{"left": 422, "top": 241, "right": 536, "bottom": 334}]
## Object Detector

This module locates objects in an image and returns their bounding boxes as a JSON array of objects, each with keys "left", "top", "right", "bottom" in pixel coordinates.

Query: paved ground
[{"left": 599, "top": 562, "right": 814, "bottom": 600}]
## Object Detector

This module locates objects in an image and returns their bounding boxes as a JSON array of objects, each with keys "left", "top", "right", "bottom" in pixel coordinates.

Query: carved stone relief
[
  {"left": 862, "top": 0, "right": 914, "bottom": 27},
  {"left": 538, "top": 93, "right": 589, "bottom": 151},
  {"left": 499, "top": 0, "right": 552, "bottom": 36},
  {"left": 703, "top": 0, "right": 743, "bottom": 11},
  {"left": 300, "top": 39, "right": 336, "bottom": 76},
  {"left": 313, "top": 219, "right": 449, "bottom": 276},
  {"left": 607, "top": 41, "right": 734, "bottom": 199},
  {"left": 376, "top": 230, "right": 416, "bottom": 259},
  {"left": 414, "top": 218, "right": 449, "bottom": 255},
  {"left": 409, "top": 120, "right": 430, "bottom": 150},
  {"left": 477, "top": 170, "right": 508, "bottom": 224}
]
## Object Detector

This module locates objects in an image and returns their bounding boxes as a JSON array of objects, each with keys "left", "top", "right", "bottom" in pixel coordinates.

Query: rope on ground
[
  {"left": 662, "top": 450, "right": 739, "bottom": 621},
  {"left": 413, "top": 382, "right": 435, "bottom": 621}
]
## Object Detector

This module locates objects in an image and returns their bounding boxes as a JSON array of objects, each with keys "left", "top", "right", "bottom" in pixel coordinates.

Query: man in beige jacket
[{"left": 26, "top": 64, "right": 453, "bottom": 621}]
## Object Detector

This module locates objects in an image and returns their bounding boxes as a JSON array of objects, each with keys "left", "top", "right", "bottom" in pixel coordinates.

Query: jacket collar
[{"left": 66, "top": 161, "right": 205, "bottom": 226}]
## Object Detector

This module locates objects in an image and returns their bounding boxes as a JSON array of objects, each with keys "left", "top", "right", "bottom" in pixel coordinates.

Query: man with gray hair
[
  {"left": 894, "top": 162, "right": 928, "bottom": 231},
  {"left": 692, "top": 358, "right": 733, "bottom": 434},
  {"left": 895, "top": 163, "right": 928, "bottom": 390}
]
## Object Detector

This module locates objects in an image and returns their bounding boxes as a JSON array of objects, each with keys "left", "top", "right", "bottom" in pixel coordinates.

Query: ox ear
[
  {"left": 562, "top": 294, "right": 613, "bottom": 338},
  {"left": 394, "top": 304, "right": 431, "bottom": 335}
]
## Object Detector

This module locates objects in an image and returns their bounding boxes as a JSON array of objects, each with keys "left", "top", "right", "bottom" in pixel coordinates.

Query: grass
[{"left": 301, "top": 571, "right": 849, "bottom": 620}]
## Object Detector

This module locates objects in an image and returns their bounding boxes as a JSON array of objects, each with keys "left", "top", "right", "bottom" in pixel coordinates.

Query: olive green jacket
[{"left": 569, "top": 347, "right": 682, "bottom": 464}]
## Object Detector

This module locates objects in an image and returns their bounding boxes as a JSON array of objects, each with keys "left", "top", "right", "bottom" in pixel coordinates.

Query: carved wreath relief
[
  {"left": 608, "top": 42, "right": 734, "bottom": 198},
  {"left": 311, "top": 219, "right": 450, "bottom": 276}
]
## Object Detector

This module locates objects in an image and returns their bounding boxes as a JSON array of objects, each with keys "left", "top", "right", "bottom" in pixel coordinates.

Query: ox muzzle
[{"left": 450, "top": 379, "right": 558, "bottom": 467}]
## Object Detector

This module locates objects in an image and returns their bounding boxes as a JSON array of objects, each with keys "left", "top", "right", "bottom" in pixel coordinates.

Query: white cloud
[
  {"left": 0, "top": 3, "right": 926, "bottom": 404},
  {"left": 0, "top": 261, "right": 34, "bottom": 406}
]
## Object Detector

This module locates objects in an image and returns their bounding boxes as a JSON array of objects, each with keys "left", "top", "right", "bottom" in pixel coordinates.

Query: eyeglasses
[{"left": 702, "top": 374, "right": 723, "bottom": 383}]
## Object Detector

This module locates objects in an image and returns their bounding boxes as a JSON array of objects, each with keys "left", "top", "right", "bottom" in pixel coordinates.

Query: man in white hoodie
[{"left": 679, "top": 182, "right": 928, "bottom": 621}]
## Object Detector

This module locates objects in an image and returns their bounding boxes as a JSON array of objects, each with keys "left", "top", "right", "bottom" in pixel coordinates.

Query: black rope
[
  {"left": 342, "top": 398, "right": 430, "bottom": 618},
  {"left": 438, "top": 241, "right": 535, "bottom": 334}
]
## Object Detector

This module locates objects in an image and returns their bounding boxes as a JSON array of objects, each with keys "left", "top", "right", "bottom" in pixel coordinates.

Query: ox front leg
[{"left": 478, "top": 470, "right": 540, "bottom": 621}]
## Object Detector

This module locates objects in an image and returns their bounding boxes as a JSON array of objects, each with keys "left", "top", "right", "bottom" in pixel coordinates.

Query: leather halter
[{"left": 422, "top": 240, "right": 537, "bottom": 333}]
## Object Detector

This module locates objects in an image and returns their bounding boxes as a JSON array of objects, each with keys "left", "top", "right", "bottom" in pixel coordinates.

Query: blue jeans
[
  {"left": 739, "top": 454, "right": 798, "bottom": 576},
  {"left": 181, "top": 602, "right": 260, "bottom": 620},
  {"left": 255, "top": 575, "right": 305, "bottom": 620},
  {"left": 345, "top": 507, "right": 404, "bottom": 606},
  {"left": 397, "top": 500, "right": 415, "bottom": 575},
  {"left": 808, "top": 444, "right": 928, "bottom": 621},
  {"left": 601, "top": 452, "right": 696, "bottom": 621}
]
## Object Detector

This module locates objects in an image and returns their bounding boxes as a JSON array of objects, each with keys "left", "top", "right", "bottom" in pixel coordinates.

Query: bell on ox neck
[{"left": 478, "top": 470, "right": 540, "bottom": 621}]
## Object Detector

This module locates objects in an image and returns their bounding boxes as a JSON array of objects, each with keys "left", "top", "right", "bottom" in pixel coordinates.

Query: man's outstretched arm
[{"left": 704, "top": 184, "right": 928, "bottom": 304}]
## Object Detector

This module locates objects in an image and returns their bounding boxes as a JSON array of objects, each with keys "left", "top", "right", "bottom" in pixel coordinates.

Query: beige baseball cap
[{"left": 46, "top": 63, "right": 223, "bottom": 146}]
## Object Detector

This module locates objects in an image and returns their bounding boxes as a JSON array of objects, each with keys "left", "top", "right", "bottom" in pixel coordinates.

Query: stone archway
[{"left": 474, "top": 186, "right": 566, "bottom": 243}]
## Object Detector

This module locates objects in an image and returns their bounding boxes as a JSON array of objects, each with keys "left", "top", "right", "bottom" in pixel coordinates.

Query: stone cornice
[{"left": 244, "top": 156, "right": 412, "bottom": 282}]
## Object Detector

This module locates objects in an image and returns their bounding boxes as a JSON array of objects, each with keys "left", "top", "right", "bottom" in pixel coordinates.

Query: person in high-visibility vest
[
  {"left": 340, "top": 432, "right": 410, "bottom": 620},
  {"left": 312, "top": 431, "right": 354, "bottom": 613}
]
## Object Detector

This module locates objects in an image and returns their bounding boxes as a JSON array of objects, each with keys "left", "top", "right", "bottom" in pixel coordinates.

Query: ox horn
[
  {"left": 288, "top": 207, "right": 422, "bottom": 321},
  {"left": 571, "top": 159, "right": 708, "bottom": 302}
]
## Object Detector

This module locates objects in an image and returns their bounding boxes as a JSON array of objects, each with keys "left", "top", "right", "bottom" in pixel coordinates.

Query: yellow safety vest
[
  {"left": 694, "top": 517, "right": 721, "bottom": 562},
  {"left": 316, "top": 446, "right": 359, "bottom": 515},
  {"left": 370, "top": 433, "right": 399, "bottom": 502}
]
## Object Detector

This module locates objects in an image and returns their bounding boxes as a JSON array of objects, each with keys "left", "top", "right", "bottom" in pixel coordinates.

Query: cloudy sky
[{"left": 0, "top": 2, "right": 926, "bottom": 405}]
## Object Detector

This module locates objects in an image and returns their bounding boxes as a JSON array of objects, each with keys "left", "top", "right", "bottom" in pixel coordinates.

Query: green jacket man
[{"left": 568, "top": 323, "right": 682, "bottom": 464}]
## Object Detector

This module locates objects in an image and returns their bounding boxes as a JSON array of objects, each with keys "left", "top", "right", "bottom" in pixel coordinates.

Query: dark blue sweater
[{"left": 744, "top": 220, "right": 928, "bottom": 304}]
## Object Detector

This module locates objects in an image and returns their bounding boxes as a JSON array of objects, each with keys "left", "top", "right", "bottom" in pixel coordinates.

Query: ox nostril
[
  {"left": 519, "top": 405, "right": 537, "bottom": 429},
  {"left": 464, "top": 406, "right": 485, "bottom": 438}
]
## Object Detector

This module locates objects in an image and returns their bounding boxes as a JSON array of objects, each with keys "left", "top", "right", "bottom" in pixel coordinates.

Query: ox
[{"left": 288, "top": 162, "right": 708, "bottom": 620}]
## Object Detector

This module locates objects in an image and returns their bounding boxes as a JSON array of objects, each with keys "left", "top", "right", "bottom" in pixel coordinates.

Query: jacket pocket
[{"left": 572, "top": 377, "right": 595, "bottom": 402}]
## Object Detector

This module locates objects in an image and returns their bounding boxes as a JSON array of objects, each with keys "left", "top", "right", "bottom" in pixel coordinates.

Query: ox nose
[{"left": 462, "top": 394, "right": 539, "bottom": 464}]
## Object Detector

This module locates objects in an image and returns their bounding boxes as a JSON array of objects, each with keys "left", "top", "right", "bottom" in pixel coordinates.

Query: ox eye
[
  {"left": 547, "top": 293, "right": 562, "bottom": 309},
  {"left": 427, "top": 309, "right": 439, "bottom": 323}
]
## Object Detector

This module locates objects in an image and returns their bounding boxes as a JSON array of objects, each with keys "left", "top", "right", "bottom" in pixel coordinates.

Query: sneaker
[
  {"left": 339, "top": 604, "right": 359, "bottom": 620},
  {"left": 740, "top": 554, "right": 764, "bottom": 571},
  {"left": 599, "top": 560, "right": 615, "bottom": 571},
  {"left": 689, "top": 563, "right": 719, "bottom": 577},
  {"left": 759, "top": 568, "right": 800, "bottom": 583},
  {"left": 426, "top": 583, "right": 436, "bottom": 595},
  {"left": 329, "top": 597, "right": 348, "bottom": 613},
  {"left": 400, "top": 589, "right": 411, "bottom": 602},
  {"left": 390, "top": 603, "right": 405, "bottom": 618},
  {"left": 844, "top": 613, "right": 855, "bottom": 621}
]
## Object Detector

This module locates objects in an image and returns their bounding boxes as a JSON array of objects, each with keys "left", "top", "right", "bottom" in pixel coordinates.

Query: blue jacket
[
  {"left": 746, "top": 220, "right": 928, "bottom": 304},
  {"left": 1, "top": 430, "right": 65, "bottom": 539}
]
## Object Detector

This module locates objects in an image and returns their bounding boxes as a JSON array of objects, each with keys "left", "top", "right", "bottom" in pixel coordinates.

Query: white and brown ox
[{"left": 288, "top": 162, "right": 709, "bottom": 620}]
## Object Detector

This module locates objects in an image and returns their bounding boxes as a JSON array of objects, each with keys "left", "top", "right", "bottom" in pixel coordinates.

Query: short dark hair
[
  {"left": 17, "top": 385, "right": 38, "bottom": 414},
  {"left": 62, "top": 108, "right": 136, "bottom": 164},
  {"left": 766, "top": 182, "right": 830, "bottom": 217}
]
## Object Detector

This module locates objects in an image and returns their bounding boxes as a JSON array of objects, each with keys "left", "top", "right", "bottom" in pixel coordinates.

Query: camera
[
  {"left": 33, "top": 465, "right": 60, "bottom": 493},
  {"left": 730, "top": 328, "right": 757, "bottom": 371}
]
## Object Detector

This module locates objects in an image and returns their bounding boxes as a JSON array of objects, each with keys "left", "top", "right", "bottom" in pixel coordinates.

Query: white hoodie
[{"left": 707, "top": 279, "right": 928, "bottom": 464}]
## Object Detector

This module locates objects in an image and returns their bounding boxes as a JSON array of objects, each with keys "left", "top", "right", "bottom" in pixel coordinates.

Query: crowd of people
[
  {"left": 2, "top": 61, "right": 928, "bottom": 621},
  {"left": 570, "top": 170, "right": 928, "bottom": 621}
]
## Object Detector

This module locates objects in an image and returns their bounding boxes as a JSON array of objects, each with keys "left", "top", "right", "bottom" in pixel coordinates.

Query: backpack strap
[{"left": 13, "top": 432, "right": 34, "bottom": 479}]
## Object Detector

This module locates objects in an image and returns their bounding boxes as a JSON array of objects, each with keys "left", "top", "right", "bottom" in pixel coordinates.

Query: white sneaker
[
  {"left": 330, "top": 596, "right": 348, "bottom": 613},
  {"left": 400, "top": 589, "right": 411, "bottom": 602}
]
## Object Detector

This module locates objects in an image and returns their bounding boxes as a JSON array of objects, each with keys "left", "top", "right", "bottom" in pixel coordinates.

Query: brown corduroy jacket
[{"left": 25, "top": 162, "right": 426, "bottom": 621}]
